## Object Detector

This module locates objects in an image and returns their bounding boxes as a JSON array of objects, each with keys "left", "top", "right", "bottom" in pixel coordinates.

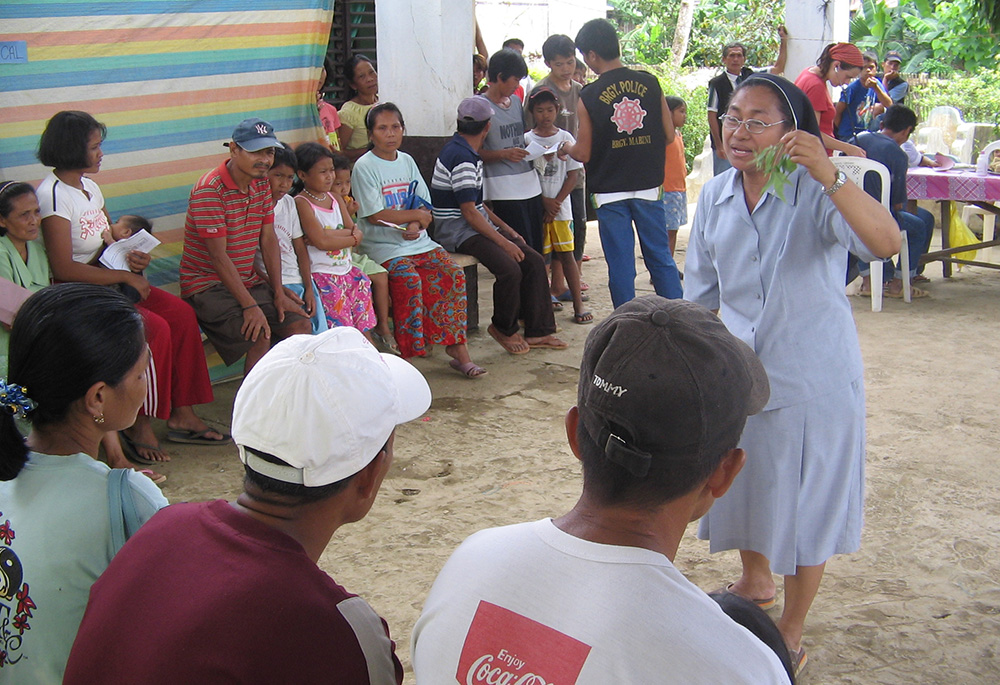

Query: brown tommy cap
[{"left": 578, "top": 296, "right": 770, "bottom": 477}]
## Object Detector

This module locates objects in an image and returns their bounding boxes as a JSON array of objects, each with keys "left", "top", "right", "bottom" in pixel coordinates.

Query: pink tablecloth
[{"left": 906, "top": 167, "right": 1000, "bottom": 202}]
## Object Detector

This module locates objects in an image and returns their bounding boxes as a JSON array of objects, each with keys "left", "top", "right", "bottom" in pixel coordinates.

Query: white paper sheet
[
  {"left": 98, "top": 229, "right": 162, "bottom": 271},
  {"left": 523, "top": 140, "right": 556, "bottom": 162}
]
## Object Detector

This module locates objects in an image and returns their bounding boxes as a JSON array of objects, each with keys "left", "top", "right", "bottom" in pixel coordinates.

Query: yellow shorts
[
  {"left": 351, "top": 251, "right": 387, "bottom": 276},
  {"left": 543, "top": 219, "right": 575, "bottom": 255}
]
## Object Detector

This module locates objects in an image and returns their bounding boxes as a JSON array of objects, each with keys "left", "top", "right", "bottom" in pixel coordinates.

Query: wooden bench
[{"left": 448, "top": 252, "right": 480, "bottom": 331}]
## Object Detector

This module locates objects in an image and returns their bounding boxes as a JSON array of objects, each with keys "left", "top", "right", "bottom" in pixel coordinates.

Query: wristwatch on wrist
[{"left": 823, "top": 170, "right": 847, "bottom": 196}]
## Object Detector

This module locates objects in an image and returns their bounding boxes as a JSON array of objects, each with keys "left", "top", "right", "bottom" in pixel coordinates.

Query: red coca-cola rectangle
[{"left": 456, "top": 600, "right": 591, "bottom": 684}]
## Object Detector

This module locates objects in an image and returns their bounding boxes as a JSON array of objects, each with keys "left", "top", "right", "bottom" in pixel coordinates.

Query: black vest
[
  {"left": 580, "top": 67, "right": 665, "bottom": 193},
  {"left": 707, "top": 67, "right": 755, "bottom": 149}
]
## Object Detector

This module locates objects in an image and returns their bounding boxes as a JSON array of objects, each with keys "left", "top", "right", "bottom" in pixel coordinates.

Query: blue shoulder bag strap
[{"left": 107, "top": 468, "right": 142, "bottom": 554}]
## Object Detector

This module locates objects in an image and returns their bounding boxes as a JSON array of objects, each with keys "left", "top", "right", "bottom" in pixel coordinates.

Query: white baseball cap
[{"left": 232, "top": 327, "right": 432, "bottom": 487}]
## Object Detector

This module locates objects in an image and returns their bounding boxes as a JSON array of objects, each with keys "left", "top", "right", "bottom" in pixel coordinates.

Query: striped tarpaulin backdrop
[{"left": 0, "top": 0, "right": 335, "bottom": 259}]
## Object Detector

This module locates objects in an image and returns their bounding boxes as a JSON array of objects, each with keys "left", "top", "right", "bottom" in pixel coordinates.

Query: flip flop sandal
[
  {"left": 527, "top": 337, "right": 569, "bottom": 350},
  {"left": 119, "top": 431, "right": 162, "bottom": 466},
  {"left": 137, "top": 468, "right": 167, "bottom": 485},
  {"left": 551, "top": 295, "right": 564, "bottom": 311},
  {"left": 372, "top": 330, "right": 401, "bottom": 356},
  {"left": 166, "top": 428, "right": 233, "bottom": 445},
  {"left": 790, "top": 647, "right": 808, "bottom": 677},
  {"left": 885, "top": 286, "right": 929, "bottom": 299},
  {"left": 714, "top": 583, "right": 777, "bottom": 611},
  {"left": 449, "top": 359, "right": 488, "bottom": 378},
  {"left": 556, "top": 290, "right": 589, "bottom": 302},
  {"left": 488, "top": 324, "right": 530, "bottom": 355},
  {"left": 573, "top": 311, "right": 594, "bottom": 324}
]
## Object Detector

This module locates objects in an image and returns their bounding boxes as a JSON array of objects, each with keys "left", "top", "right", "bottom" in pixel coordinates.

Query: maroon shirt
[{"left": 64, "top": 500, "right": 403, "bottom": 684}]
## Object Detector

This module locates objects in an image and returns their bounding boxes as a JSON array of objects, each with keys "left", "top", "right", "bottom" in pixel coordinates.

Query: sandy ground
[{"left": 149, "top": 217, "right": 1000, "bottom": 684}]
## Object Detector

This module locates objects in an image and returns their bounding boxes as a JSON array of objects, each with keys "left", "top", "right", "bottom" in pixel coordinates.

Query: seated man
[
  {"left": 412, "top": 295, "right": 790, "bottom": 684},
  {"left": 431, "top": 96, "right": 567, "bottom": 355},
  {"left": 853, "top": 105, "right": 935, "bottom": 298},
  {"left": 64, "top": 327, "right": 431, "bottom": 684},
  {"left": 179, "top": 117, "right": 312, "bottom": 374}
]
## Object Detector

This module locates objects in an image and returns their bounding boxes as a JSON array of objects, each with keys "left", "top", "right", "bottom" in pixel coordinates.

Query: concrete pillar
[
  {"left": 376, "top": 0, "right": 473, "bottom": 180},
  {"left": 784, "top": 0, "right": 852, "bottom": 80}
]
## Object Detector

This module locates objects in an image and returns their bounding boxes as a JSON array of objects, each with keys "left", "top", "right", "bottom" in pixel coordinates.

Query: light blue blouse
[
  {"left": 684, "top": 166, "right": 879, "bottom": 410},
  {"left": 352, "top": 150, "right": 440, "bottom": 265}
]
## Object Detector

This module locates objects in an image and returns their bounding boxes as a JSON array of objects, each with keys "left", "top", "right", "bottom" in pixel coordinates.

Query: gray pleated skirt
[{"left": 698, "top": 377, "right": 866, "bottom": 576}]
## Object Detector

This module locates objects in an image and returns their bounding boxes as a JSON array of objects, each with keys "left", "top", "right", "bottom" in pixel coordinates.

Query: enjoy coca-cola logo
[
  {"left": 456, "top": 601, "right": 590, "bottom": 684},
  {"left": 465, "top": 653, "right": 551, "bottom": 684}
]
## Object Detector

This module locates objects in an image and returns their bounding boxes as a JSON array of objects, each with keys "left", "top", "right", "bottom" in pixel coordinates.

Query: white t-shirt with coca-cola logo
[
  {"left": 412, "top": 519, "right": 790, "bottom": 684},
  {"left": 37, "top": 172, "right": 111, "bottom": 265}
]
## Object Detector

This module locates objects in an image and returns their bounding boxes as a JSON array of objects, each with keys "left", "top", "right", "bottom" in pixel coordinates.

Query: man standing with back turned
[{"left": 559, "top": 19, "right": 682, "bottom": 308}]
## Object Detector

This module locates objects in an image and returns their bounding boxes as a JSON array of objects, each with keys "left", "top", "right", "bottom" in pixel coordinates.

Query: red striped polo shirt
[{"left": 179, "top": 160, "right": 273, "bottom": 298}]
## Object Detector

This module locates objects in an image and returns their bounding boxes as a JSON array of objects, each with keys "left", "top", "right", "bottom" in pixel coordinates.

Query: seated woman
[
  {"left": 36, "top": 111, "right": 226, "bottom": 467},
  {"left": 0, "top": 181, "right": 166, "bottom": 483},
  {"left": 0, "top": 283, "right": 169, "bottom": 682},
  {"left": 351, "top": 102, "right": 485, "bottom": 378},
  {"left": 338, "top": 54, "right": 379, "bottom": 162},
  {"left": 0, "top": 182, "right": 49, "bottom": 376}
]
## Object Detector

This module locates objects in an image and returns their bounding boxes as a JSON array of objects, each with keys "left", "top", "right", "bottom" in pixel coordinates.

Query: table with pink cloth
[{"left": 906, "top": 166, "right": 1000, "bottom": 277}]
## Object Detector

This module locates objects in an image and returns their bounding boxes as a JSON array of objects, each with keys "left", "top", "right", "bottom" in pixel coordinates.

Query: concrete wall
[
  {"left": 475, "top": 0, "right": 606, "bottom": 58},
  {"left": 377, "top": 0, "right": 473, "bottom": 138},
  {"left": 784, "top": 0, "right": 851, "bottom": 81}
]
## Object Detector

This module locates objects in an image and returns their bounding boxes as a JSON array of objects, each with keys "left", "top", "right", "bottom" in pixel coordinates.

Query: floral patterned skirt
[
  {"left": 312, "top": 267, "right": 376, "bottom": 333},
  {"left": 383, "top": 247, "right": 467, "bottom": 358}
]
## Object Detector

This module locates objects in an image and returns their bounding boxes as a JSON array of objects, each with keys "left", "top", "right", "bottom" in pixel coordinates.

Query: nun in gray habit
[{"left": 683, "top": 73, "right": 900, "bottom": 672}]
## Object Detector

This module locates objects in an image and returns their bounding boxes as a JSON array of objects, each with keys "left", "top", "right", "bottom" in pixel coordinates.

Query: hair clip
[{"left": 0, "top": 379, "right": 37, "bottom": 420}]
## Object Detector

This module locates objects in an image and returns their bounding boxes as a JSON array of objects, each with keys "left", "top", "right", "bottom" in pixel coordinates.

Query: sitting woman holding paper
[
  {"left": 351, "top": 102, "right": 485, "bottom": 378},
  {"left": 36, "top": 111, "right": 224, "bottom": 469}
]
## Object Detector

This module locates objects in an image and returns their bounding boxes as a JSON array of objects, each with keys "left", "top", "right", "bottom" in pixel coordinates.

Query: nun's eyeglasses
[{"left": 720, "top": 115, "right": 788, "bottom": 134}]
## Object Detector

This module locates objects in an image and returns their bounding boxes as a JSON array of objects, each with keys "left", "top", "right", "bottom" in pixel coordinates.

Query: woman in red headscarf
[{"left": 795, "top": 43, "right": 867, "bottom": 156}]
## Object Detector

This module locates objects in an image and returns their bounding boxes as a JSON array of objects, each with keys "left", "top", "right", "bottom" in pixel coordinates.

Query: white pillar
[
  {"left": 376, "top": 0, "right": 472, "bottom": 137},
  {"left": 784, "top": 0, "right": 852, "bottom": 80}
]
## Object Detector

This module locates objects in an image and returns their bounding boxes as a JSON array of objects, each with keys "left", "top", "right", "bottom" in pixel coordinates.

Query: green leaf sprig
[{"left": 753, "top": 144, "right": 797, "bottom": 202}]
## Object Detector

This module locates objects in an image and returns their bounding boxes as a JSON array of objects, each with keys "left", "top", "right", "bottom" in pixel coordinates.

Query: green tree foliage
[
  {"left": 910, "top": 68, "right": 1000, "bottom": 131},
  {"left": 645, "top": 64, "right": 710, "bottom": 171},
  {"left": 850, "top": 0, "right": 997, "bottom": 72},
  {"left": 684, "top": 0, "right": 786, "bottom": 68},
  {"left": 611, "top": 0, "right": 786, "bottom": 67},
  {"left": 610, "top": 0, "right": 680, "bottom": 64}
]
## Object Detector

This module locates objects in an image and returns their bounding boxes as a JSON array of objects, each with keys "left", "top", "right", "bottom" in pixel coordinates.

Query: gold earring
[{"left": 94, "top": 414, "right": 105, "bottom": 425}]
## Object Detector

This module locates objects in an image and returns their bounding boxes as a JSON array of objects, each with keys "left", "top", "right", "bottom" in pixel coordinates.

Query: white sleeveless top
[{"left": 302, "top": 194, "right": 352, "bottom": 276}]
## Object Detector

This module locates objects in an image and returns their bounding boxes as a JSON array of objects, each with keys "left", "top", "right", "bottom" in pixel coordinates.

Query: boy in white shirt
[
  {"left": 524, "top": 86, "right": 590, "bottom": 324},
  {"left": 259, "top": 143, "right": 326, "bottom": 333}
]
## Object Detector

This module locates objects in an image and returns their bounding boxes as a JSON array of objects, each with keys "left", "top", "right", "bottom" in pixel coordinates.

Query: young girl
[
  {"left": 293, "top": 142, "right": 376, "bottom": 336},
  {"left": 663, "top": 96, "right": 688, "bottom": 260},
  {"left": 331, "top": 154, "right": 399, "bottom": 355}
]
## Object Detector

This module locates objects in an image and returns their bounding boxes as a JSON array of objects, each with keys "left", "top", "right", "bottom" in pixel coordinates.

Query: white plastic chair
[{"left": 832, "top": 157, "right": 909, "bottom": 311}]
